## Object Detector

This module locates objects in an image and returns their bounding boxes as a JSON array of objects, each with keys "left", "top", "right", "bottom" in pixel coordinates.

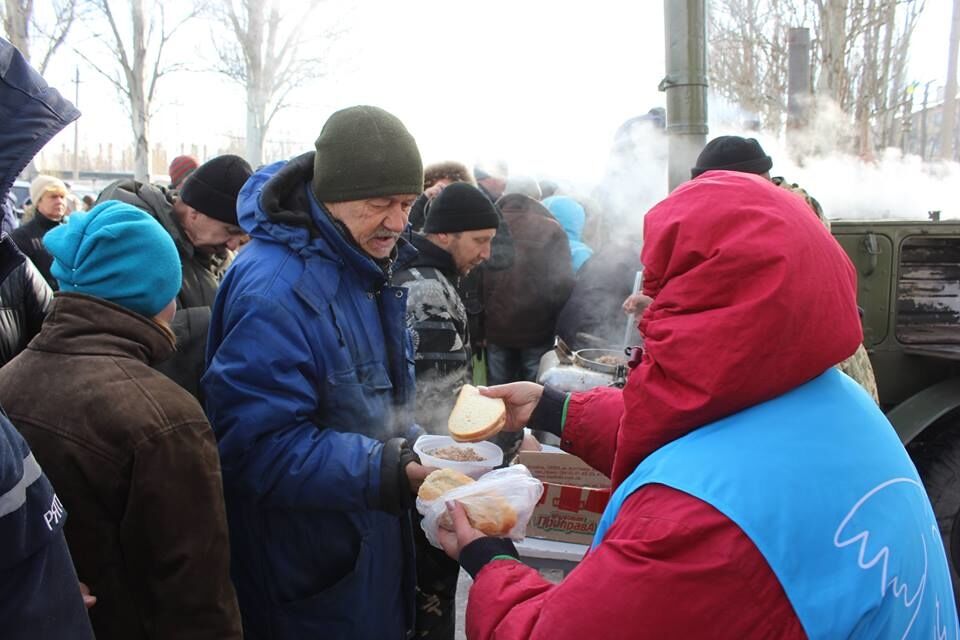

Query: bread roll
[
  {"left": 418, "top": 468, "right": 518, "bottom": 537},
  {"left": 418, "top": 468, "right": 475, "bottom": 501},
  {"left": 438, "top": 494, "right": 517, "bottom": 536}
]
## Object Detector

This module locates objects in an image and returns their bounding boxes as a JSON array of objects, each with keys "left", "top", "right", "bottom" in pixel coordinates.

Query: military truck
[{"left": 833, "top": 219, "right": 960, "bottom": 587}]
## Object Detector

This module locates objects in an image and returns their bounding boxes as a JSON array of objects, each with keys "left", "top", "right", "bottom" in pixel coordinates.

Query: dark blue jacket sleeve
[
  {"left": 0, "top": 38, "right": 80, "bottom": 203},
  {"left": 203, "top": 293, "right": 388, "bottom": 512},
  {"left": 0, "top": 412, "right": 94, "bottom": 639}
]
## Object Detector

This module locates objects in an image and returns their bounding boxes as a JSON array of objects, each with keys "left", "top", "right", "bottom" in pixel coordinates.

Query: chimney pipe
[
  {"left": 787, "top": 27, "right": 812, "bottom": 151},
  {"left": 661, "top": 0, "right": 709, "bottom": 191}
]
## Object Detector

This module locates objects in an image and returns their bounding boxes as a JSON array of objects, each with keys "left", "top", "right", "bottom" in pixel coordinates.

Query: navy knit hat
[
  {"left": 44, "top": 201, "right": 182, "bottom": 317},
  {"left": 179, "top": 154, "right": 253, "bottom": 225},
  {"left": 691, "top": 136, "right": 773, "bottom": 178},
  {"left": 423, "top": 183, "right": 499, "bottom": 233}
]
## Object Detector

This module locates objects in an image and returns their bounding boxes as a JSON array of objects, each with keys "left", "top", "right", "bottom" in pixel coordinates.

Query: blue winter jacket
[
  {"left": 202, "top": 153, "right": 421, "bottom": 640},
  {"left": 543, "top": 195, "right": 593, "bottom": 272}
]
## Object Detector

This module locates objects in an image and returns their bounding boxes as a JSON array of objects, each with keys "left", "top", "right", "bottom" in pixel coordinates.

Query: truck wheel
[{"left": 909, "top": 422, "right": 960, "bottom": 602}]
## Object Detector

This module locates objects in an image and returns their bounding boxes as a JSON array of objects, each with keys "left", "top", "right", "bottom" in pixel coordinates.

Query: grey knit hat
[{"left": 312, "top": 106, "right": 424, "bottom": 203}]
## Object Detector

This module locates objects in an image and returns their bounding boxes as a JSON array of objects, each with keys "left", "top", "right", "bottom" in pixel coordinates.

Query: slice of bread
[{"left": 448, "top": 384, "right": 507, "bottom": 442}]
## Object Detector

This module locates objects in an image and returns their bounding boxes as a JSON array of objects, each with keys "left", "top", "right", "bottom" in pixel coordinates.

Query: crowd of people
[{"left": 1, "top": 35, "right": 957, "bottom": 640}]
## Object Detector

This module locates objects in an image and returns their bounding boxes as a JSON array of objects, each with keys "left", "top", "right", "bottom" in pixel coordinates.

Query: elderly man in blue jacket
[{"left": 203, "top": 105, "right": 433, "bottom": 640}]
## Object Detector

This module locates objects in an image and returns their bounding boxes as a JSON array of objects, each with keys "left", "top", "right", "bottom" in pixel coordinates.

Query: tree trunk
[
  {"left": 245, "top": 86, "right": 265, "bottom": 167},
  {"left": 941, "top": 0, "right": 960, "bottom": 160},
  {"left": 238, "top": 0, "right": 266, "bottom": 166},
  {"left": 129, "top": 0, "right": 150, "bottom": 181},
  {"left": 877, "top": 0, "right": 897, "bottom": 147},
  {"left": 3, "top": 0, "right": 31, "bottom": 59},
  {"left": 131, "top": 99, "right": 150, "bottom": 181},
  {"left": 816, "top": 0, "right": 848, "bottom": 105}
]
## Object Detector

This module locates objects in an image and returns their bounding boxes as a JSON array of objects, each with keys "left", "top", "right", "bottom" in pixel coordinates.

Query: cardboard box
[{"left": 517, "top": 451, "right": 611, "bottom": 545}]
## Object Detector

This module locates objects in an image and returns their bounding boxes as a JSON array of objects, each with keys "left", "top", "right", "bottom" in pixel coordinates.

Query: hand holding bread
[
  {"left": 448, "top": 385, "right": 507, "bottom": 442},
  {"left": 473, "top": 382, "right": 544, "bottom": 433},
  {"left": 418, "top": 469, "right": 518, "bottom": 537},
  {"left": 415, "top": 464, "right": 544, "bottom": 551}
]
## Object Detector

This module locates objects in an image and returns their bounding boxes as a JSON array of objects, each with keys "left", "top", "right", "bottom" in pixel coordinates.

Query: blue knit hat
[{"left": 44, "top": 201, "right": 182, "bottom": 317}]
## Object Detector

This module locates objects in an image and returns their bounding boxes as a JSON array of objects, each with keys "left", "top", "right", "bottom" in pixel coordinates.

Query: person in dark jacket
[
  {"left": 555, "top": 238, "right": 641, "bottom": 350},
  {"left": 395, "top": 182, "right": 521, "bottom": 639},
  {"left": 202, "top": 105, "right": 433, "bottom": 640},
  {"left": 483, "top": 193, "right": 575, "bottom": 384},
  {"left": 10, "top": 174, "right": 68, "bottom": 289},
  {"left": 0, "top": 201, "right": 242, "bottom": 640},
  {"left": 96, "top": 154, "right": 252, "bottom": 397},
  {"left": 0, "top": 36, "right": 93, "bottom": 639},
  {"left": 0, "top": 234, "right": 52, "bottom": 366},
  {"left": 396, "top": 183, "right": 500, "bottom": 432},
  {"left": 407, "top": 161, "right": 515, "bottom": 373}
]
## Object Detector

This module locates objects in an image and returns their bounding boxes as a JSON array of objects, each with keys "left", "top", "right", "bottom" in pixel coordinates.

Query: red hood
[{"left": 610, "top": 171, "right": 862, "bottom": 485}]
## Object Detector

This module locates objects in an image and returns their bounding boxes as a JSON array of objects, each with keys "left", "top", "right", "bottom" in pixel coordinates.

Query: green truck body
[
  {"left": 833, "top": 219, "right": 960, "bottom": 438},
  {"left": 833, "top": 219, "right": 960, "bottom": 589}
]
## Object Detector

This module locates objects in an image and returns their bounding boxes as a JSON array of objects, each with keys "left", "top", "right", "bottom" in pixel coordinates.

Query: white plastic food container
[{"left": 414, "top": 435, "right": 503, "bottom": 479}]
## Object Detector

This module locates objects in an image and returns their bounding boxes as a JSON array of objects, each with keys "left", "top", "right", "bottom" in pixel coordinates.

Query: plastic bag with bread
[{"left": 416, "top": 465, "right": 544, "bottom": 549}]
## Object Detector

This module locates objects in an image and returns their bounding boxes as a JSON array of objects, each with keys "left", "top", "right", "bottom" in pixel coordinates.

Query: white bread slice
[{"left": 448, "top": 384, "right": 507, "bottom": 442}]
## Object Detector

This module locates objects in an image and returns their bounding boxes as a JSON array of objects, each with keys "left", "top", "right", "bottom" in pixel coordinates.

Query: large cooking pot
[
  {"left": 537, "top": 340, "right": 629, "bottom": 393},
  {"left": 572, "top": 348, "right": 630, "bottom": 376}
]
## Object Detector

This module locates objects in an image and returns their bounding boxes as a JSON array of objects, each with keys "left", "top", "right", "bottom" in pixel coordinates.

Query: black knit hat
[
  {"left": 179, "top": 154, "right": 253, "bottom": 225},
  {"left": 423, "top": 183, "right": 499, "bottom": 233},
  {"left": 312, "top": 105, "right": 424, "bottom": 203},
  {"left": 691, "top": 136, "right": 773, "bottom": 178}
]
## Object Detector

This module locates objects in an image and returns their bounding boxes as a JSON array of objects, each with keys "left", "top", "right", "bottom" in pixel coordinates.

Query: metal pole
[
  {"left": 921, "top": 81, "right": 931, "bottom": 160},
  {"left": 72, "top": 66, "right": 80, "bottom": 182},
  {"left": 661, "top": 0, "right": 708, "bottom": 192}
]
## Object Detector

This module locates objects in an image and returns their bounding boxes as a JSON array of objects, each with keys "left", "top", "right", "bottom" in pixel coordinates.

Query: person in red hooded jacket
[{"left": 434, "top": 170, "right": 957, "bottom": 640}]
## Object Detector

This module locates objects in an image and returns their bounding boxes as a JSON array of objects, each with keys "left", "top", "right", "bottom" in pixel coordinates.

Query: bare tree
[
  {"left": 212, "top": 0, "right": 328, "bottom": 166},
  {"left": 78, "top": 0, "right": 193, "bottom": 181},
  {"left": 710, "top": 0, "right": 818, "bottom": 131},
  {"left": 710, "top": 0, "right": 925, "bottom": 158},
  {"left": 941, "top": 0, "right": 960, "bottom": 160},
  {"left": 2, "top": 0, "right": 31, "bottom": 57},
  {"left": 2, "top": 0, "right": 79, "bottom": 73}
]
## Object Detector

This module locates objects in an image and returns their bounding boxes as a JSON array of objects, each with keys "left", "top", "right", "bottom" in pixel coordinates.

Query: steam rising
[{"left": 710, "top": 96, "right": 960, "bottom": 221}]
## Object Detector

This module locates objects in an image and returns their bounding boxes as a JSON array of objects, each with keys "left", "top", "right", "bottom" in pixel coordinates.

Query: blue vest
[{"left": 594, "top": 369, "right": 958, "bottom": 639}]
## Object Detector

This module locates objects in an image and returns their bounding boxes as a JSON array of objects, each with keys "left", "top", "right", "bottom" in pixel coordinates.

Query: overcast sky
[{"left": 37, "top": 0, "right": 958, "bottom": 189}]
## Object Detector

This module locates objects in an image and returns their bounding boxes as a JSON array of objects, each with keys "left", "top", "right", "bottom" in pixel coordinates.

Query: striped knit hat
[{"left": 168, "top": 155, "right": 199, "bottom": 189}]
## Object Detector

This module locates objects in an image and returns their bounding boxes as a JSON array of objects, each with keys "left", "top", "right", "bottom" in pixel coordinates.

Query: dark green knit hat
[{"left": 312, "top": 105, "right": 424, "bottom": 203}]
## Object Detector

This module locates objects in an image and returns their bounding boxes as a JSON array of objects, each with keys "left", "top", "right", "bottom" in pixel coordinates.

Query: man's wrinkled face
[
  {"left": 441, "top": 229, "right": 496, "bottom": 275},
  {"left": 183, "top": 209, "right": 246, "bottom": 255},
  {"left": 37, "top": 192, "right": 67, "bottom": 221},
  {"left": 327, "top": 195, "right": 418, "bottom": 259}
]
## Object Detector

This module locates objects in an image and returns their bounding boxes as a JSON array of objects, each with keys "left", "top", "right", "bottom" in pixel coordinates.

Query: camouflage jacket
[
  {"left": 774, "top": 176, "right": 879, "bottom": 402},
  {"left": 395, "top": 234, "right": 522, "bottom": 458},
  {"left": 394, "top": 235, "right": 472, "bottom": 435}
]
